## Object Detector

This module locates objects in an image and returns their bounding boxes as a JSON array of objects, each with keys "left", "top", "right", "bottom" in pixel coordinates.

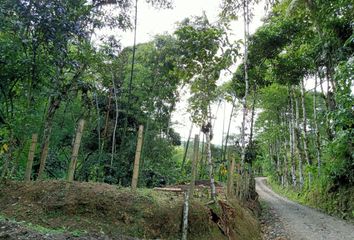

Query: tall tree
[{"left": 175, "top": 14, "right": 238, "bottom": 201}]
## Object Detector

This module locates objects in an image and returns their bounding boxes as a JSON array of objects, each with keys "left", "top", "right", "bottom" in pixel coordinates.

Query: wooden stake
[
  {"left": 25, "top": 134, "right": 38, "bottom": 181},
  {"left": 181, "top": 191, "right": 190, "bottom": 240},
  {"left": 227, "top": 157, "right": 235, "bottom": 198},
  {"left": 131, "top": 125, "right": 144, "bottom": 190},
  {"left": 67, "top": 119, "right": 85, "bottom": 182}
]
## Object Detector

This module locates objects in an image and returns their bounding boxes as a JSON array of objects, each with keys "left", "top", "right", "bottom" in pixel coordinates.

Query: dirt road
[{"left": 256, "top": 177, "right": 354, "bottom": 240}]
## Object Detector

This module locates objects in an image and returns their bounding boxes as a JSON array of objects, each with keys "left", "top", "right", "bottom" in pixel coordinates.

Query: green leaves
[{"left": 174, "top": 14, "right": 237, "bottom": 125}]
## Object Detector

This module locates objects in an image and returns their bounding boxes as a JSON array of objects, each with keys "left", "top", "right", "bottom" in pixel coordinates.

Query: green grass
[
  {"left": 267, "top": 179, "right": 354, "bottom": 222},
  {"left": 0, "top": 213, "right": 86, "bottom": 236},
  {"left": 268, "top": 180, "right": 307, "bottom": 204}
]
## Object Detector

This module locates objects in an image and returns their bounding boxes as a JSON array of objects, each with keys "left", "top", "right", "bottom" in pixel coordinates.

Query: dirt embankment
[{"left": 0, "top": 180, "right": 261, "bottom": 240}]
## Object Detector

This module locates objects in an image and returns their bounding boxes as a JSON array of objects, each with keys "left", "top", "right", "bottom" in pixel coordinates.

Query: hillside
[{"left": 0, "top": 180, "right": 261, "bottom": 240}]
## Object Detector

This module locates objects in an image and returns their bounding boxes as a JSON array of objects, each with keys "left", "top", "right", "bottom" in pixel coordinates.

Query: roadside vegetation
[{"left": 0, "top": 0, "right": 352, "bottom": 238}]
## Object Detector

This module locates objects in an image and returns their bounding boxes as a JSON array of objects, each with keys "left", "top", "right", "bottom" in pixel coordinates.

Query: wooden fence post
[
  {"left": 132, "top": 125, "right": 144, "bottom": 190},
  {"left": 67, "top": 119, "right": 85, "bottom": 182},
  {"left": 25, "top": 134, "right": 38, "bottom": 181},
  {"left": 181, "top": 191, "right": 190, "bottom": 240},
  {"left": 227, "top": 156, "right": 236, "bottom": 198}
]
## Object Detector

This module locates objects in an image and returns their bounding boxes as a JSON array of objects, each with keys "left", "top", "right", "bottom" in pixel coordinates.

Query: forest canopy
[{"left": 0, "top": 0, "right": 353, "bottom": 220}]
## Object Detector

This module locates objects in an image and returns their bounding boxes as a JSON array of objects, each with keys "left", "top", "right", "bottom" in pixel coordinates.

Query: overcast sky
[{"left": 95, "top": 0, "right": 268, "bottom": 144}]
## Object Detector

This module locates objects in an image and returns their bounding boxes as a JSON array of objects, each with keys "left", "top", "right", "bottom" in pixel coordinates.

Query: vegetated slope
[
  {"left": 256, "top": 177, "right": 354, "bottom": 240},
  {"left": 0, "top": 180, "right": 261, "bottom": 240},
  {"left": 0, "top": 220, "right": 137, "bottom": 240}
]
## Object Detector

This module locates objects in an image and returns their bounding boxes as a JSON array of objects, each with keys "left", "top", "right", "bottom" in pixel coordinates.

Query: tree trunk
[
  {"left": 99, "top": 89, "right": 112, "bottom": 168},
  {"left": 326, "top": 65, "right": 336, "bottom": 108},
  {"left": 300, "top": 79, "right": 311, "bottom": 165},
  {"left": 181, "top": 133, "right": 199, "bottom": 240},
  {"left": 249, "top": 83, "right": 257, "bottom": 145},
  {"left": 25, "top": 134, "right": 38, "bottom": 181},
  {"left": 223, "top": 97, "right": 236, "bottom": 163},
  {"left": 181, "top": 123, "right": 193, "bottom": 172},
  {"left": 289, "top": 87, "right": 297, "bottom": 187},
  {"left": 240, "top": 0, "right": 250, "bottom": 172},
  {"left": 275, "top": 140, "right": 281, "bottom": 184},
  {"left": 283, "top": 139, "right": 289, "bottom": 187},
  {"left": 282, "top": 114, "right": 289, "bottom": 187},
  {"left": 111, "top": 70, "right": 119, "bottom": 167},
  {"left": 205, "top": 126, "right": 216, "bottom": 201},
  {"left": 319, "top": 74, "right": 332, "bottom": 141},
  {"left": 295, "top": 95, "right": 304, "bottom": 188},
  {"left": 189, "top": 134, "right": 199, "bottom": 198},
  {"left": 67, "top": 119, "right": 85, "bottom": 182},
  {"left": 131, "top": 125, "right": 144, "bottom": 190},
  {"left": 199, "top": 134, "right": 205, "bottom": 179},
  {"left": 220, "top": 103, "right": 226, "bottom": 162},
  {"left": 326, "top": 71, "right": 335, "bottom": 140},
  {"left": 94, "top": 92, "right": 102, "bottom": 162},
  {"left": 222, "top": 97, "right": 237, "bottom": 198},
  {"left": 300, "top": 78, "right": 312, "bottom": 186},
  {"left": 102, "top": 89, "right": 112, "bottom": 140},
  {"left": 226, "top": 99, "right": 236, "bottom": 197},
  {"left": 37, "top": 97, "right": 61, "bottom": 180},
  {"left": 271, "top": 142, "right": 275, "bottom": 178},
  {"left": 313, "top": 75, "right": 322, "bottom": 176}
]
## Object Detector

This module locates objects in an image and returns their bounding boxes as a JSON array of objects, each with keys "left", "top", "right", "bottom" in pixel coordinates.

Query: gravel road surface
[{"left": 256, "top": 177, "right": 354, "bottom": 240}]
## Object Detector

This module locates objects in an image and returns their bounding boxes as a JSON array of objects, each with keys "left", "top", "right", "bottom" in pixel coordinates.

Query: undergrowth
[
  {"left": 268, "top": 178, "right": 354, "bottom": 222},
  {"left": 0, "top": 214, "right": 85, "bottom": 236}
]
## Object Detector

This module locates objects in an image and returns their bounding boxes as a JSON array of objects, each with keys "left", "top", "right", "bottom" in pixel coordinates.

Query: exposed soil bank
[{"left": 0, "top": 180, "right": 261, "bottom": 240}]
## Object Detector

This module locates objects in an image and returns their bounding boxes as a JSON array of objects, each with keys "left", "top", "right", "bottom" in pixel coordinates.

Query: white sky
[{"left": 95, "top": 0, "right": 268, "bottom": 145}]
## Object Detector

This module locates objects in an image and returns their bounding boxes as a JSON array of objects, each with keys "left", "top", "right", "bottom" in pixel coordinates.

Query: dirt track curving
[{"left": 256, "top": 177, "right": 354, "bottom": 240}]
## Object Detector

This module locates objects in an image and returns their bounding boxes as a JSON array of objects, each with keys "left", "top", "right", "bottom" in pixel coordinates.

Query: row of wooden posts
[
  {"left": 24, "top": 120, "right": 145, "bottom": 190},
  {"left": 23, "top": 121, "right": 202, "bottom": 240}
]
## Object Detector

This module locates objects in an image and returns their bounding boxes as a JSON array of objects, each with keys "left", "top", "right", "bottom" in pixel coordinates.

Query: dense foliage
[
  {"left": 0, "top": 0, "right": 352, "bottom": 219},
  {"left": 245, "top": 0, "right": 354, "bottom": 218},
  {"left": 0, "top": 0, "right": 182, "bottom": 187}
]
